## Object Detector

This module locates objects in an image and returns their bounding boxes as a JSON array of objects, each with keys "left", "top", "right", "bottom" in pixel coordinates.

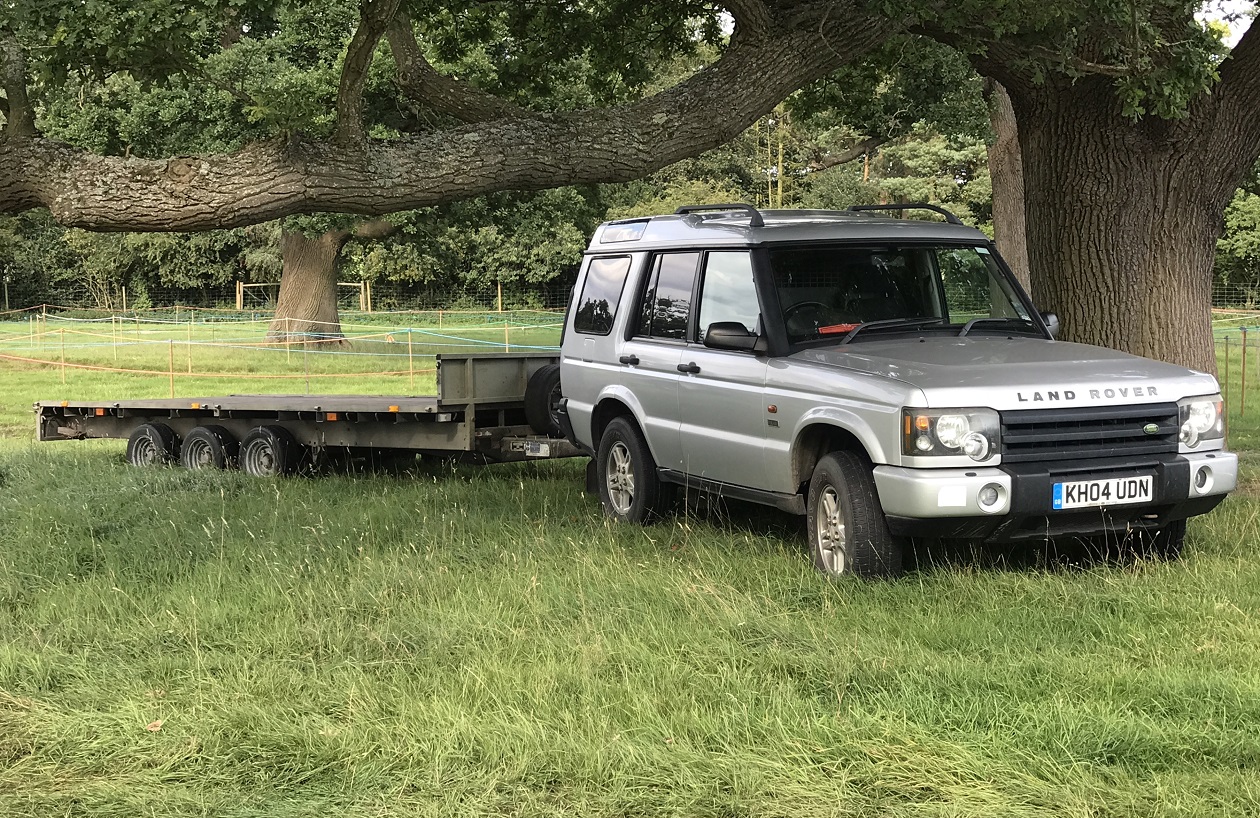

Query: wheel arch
[
  {"left": 791, "top": 421, "right": 879, "bottom": 494},
  {"left": 590, "top": 391, "right": 643, "bottom": 446}
]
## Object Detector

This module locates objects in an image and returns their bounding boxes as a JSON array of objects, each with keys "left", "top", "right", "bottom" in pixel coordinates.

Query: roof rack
[
  {"left": 675, "top": 203, "right": 765, "bottom": 228},
  {"left": 846, "top": 203, "right": 963, "bottom": 226}
]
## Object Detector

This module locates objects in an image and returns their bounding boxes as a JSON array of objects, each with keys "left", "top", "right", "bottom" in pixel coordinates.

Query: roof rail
[
  {"left": 846, "top": 203, "right": 963, "bottom": 226},
  {"left": 675, "top": 203, "right": 765, "bottom": 228}
]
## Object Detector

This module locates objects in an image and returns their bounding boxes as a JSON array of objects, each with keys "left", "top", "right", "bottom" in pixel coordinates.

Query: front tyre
[
  {"left": 807, "top": 451, "right": 904, "bottom": 578},
  {"left": 596, "top": 417, "right": 673, "bottom": 524},
  {"left": 1139, "top": 519, "right": 1187, "bottom": 561}
]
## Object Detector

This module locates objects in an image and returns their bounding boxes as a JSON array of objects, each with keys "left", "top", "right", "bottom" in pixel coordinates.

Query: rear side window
[
  {"left": 634, "top": 252, "right": 700, "bottom": 340},
  {"left": 573, "top": 256, "right": 632, "bottom": 335}
]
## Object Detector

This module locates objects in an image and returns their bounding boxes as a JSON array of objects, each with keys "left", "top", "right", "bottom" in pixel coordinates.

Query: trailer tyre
[
  {"left": 240, "top": 426, "right": 299, "bottom": 477},
  {"left": 181, "top": 425, "right": 238, "bottom": 470},
  {"left": 525, "top": 364, "right": 564, "bottom": 438},
  {"left": 597, "top": 417, "right": 672, "bottom": 524},
  {"left": 807, "top": 451, "right": 904, "bottom": 579},
  {"left": 126, "top": 423, "right": 179, "bottom": 467}
]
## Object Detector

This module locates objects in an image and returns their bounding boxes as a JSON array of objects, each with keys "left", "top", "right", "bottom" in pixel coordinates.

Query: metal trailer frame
[{"left": 35, "top": 353, "right": 581, "bottom": 464}]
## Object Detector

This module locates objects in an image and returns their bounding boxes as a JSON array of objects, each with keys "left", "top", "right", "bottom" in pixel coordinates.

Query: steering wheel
[{"left": 784, "top": 301, "right": 841, "bottom": 337}]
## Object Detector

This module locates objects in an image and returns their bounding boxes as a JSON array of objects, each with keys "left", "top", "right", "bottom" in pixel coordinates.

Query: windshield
[{"left": 770, "top": 243, "right": 1035, "bottom": 344}]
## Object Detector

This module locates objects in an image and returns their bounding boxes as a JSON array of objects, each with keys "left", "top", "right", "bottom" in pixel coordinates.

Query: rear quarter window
[{"left": 573, "top": 256, "right": 632, "bottom": 335}]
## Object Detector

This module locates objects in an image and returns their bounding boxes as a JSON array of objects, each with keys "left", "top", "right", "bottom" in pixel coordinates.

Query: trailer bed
[{"left": 36, "top": 352, "right": 580, "bottom": 466}]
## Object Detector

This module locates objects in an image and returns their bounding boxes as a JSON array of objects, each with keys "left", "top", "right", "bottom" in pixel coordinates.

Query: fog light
[
  {"left": 977, "top": 482, "right": 1006, "bottom": 513},
  {"left": 915, "top": 434, "right": 934, "bottom": 452},
  {"left": 1194, "top": 466, "right": 1213, "bottom": 494}
]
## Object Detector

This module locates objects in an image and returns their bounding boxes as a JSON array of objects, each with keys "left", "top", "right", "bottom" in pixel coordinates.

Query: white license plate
[
  {"left": 1052, "top": 476, "right": 1153, "bottom": 510},
  {"left": 525, "top": 440, "right": 550, "bottom": 458}
]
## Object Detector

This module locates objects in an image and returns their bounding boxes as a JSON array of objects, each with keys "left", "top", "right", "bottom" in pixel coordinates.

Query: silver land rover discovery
[{"left": 557, "top": 204, "right": 1236, "bottom": 577}]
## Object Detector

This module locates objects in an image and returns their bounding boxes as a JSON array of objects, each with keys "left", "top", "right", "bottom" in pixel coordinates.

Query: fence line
[{"left": 0, "top": 278, "right": 576, "bottom": 316}]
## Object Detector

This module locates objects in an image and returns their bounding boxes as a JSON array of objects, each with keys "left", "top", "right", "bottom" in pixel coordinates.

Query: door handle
[
  {"left": 618, "top": 354, "right": 639, "bottom": 366},
  {"left": 677, "top": 362, "right": 701, "bottom": 374}
]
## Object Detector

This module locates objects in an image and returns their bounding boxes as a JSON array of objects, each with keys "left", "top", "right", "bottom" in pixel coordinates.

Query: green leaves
[{"left": 863, "top": 0, "right": 1232, "bottom": 120}]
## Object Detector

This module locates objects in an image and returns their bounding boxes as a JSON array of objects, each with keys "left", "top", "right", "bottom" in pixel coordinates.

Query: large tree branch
[
  {"left": 1206, "top": 20, "right": 1260, "bottom": 198},
  {"left": 385, "top": 11, "right": 529, "bottom": 123},
  {"left": 724, "top": 0, "right": 773, "bottom": 42},
  {"left": 2, "top": 3, "right": 896, "bottom": 230},
  {"left": 334, "top": 0, "right": 403, "bottom": 145},
  {"left": 1, "top": 32, "right": 36, "bottom": 139},
  {"left": 808, "top": 135, "right": 888, "bottom": 172}
]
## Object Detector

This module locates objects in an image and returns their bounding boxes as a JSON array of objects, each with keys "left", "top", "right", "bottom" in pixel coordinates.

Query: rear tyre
[
  {"left": 807, "top": 451, "right": 904, "bottom": 578},
  {"left": 240, "top": 426, "right": 299, "bottom": 477},
  {"left": 524, "top": 364, "right": 564, "bottom": 437},
  {"left": 180, "top": 425, "right": 238, "bottom": 470},
  {"left": 125, "top": 423, "right": 179, "bottom": 467},
  {"left": 596, "top": 416, "right": 673, "bottom": 524}
]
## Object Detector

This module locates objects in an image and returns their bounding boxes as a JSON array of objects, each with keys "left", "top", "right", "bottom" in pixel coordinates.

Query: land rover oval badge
[{"left": 1143, "top": 423, "right": 1160, "bottom": 435}]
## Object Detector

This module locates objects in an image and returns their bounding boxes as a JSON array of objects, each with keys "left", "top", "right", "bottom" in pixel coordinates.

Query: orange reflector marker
[
  {"left": 326, "top": 412, "right": 338, "bottom": 421},
  {"left": 388, "top": 405, "right": 400, "bottom": 413},
  {"left": 905, "top": 414, "right": 912, "bottom": 435},
  {"left": 60, "top": 401, "right": 69, "bottom": 407},
  {"left": 190, "top": 402, "right": 201, "bottom": 409},
  {"left": 95, "top": 407, "right": 106, "bottom": 416}
]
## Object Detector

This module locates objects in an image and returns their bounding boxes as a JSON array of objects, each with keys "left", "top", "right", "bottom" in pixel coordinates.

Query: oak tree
[
  {"left": 0, "top": 0, "right": 896, "bottom": 337},
  {"left": 898, "top": 0, "right": 1260, "bottom": 371}
]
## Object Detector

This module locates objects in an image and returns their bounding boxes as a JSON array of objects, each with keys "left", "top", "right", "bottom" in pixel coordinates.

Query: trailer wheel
[
  {"left": 596, "top": 416, "right": 672, "bottom": 524},
  {"left": 807, "top": 451, "right": 904, "bottom": 579},
  {"left": 525, "top": 364, "right": 564, "bottom": 438},
  {"left": 181, "top": 425, "right": 238, "bottom": 470},
  {"left": 240, "top": 426, "right": 299, "bottom": 477},
  {"left": 125, "top": 423, "right": 179, "bottom": 467}
]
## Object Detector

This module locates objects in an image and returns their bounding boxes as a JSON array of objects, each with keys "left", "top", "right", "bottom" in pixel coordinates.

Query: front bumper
[{"left": 873, "top": 450, "right": 1237, "bottom": 542}]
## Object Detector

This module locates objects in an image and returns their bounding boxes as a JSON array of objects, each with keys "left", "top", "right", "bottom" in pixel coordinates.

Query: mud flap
[{"left": 585, "top": 457, "right": 599, "bottom": 494}]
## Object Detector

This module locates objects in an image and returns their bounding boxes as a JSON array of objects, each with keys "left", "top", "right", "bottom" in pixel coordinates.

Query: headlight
[
  {"left": 903, "top": 408, "right": 1000, "bottom": 462},
  {"left": 1178, "top": 394, "right": 1224, "bottom": 449}
]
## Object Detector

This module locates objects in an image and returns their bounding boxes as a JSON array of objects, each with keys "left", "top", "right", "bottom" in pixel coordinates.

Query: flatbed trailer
[{"left": 35, "top": 353, "right": 581, "bottom": 474}]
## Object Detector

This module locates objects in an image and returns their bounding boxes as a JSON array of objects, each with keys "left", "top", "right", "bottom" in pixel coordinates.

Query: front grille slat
[{"left": 1000, "top": 402, "right": 1179, "bottom": 464}]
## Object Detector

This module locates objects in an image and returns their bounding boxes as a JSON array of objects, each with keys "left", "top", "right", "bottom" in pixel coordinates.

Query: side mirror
[
  {"left": 703, "top": 321, "right": 759, "bottom": 351},
  {"left": 1040, "top": 311, "right": 1060, "bottom": 339}
]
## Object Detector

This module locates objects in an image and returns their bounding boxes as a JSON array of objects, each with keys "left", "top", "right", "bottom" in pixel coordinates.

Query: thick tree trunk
[
  {"left": 266, "top": 230, "right": 350, "bottom": 344},
  {"left": 984, "top": 80, "right": 1030, "bottom": 293},
  {"left": 1012, "top": 78, "right": 1219, "bottom": 373}
]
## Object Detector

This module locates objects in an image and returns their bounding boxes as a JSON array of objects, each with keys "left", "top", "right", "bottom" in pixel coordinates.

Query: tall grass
[{"left": 1, "top": 322, "right": 1259, "bottom": 816}]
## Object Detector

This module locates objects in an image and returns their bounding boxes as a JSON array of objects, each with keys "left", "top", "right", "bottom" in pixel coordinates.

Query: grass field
[{"left": 3, "top": 316, "right": 1260, "bottom": 816}]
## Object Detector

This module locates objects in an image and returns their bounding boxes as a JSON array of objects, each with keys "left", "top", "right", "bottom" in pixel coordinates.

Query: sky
[{"left": 1198, "top": 0, "right": 1255, "bottom": 46}]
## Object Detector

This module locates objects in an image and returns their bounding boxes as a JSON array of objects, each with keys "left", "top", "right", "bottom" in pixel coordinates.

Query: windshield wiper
[
  {"left": 957, "top": 316, "right": 1040, "bottom": 337},
  {"left": 838, "top": 317, "right": 946, "bottom": 344}
]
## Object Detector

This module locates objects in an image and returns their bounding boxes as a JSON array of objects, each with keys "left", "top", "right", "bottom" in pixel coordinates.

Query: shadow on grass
[{"left": 674, "top": 487, "right": 1178, "bottom": 576}]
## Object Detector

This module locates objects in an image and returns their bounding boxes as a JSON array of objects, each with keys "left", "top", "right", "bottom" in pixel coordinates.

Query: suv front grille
[{"left": 1000, "top": 403, "right": 1179, "bottom": 463}]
